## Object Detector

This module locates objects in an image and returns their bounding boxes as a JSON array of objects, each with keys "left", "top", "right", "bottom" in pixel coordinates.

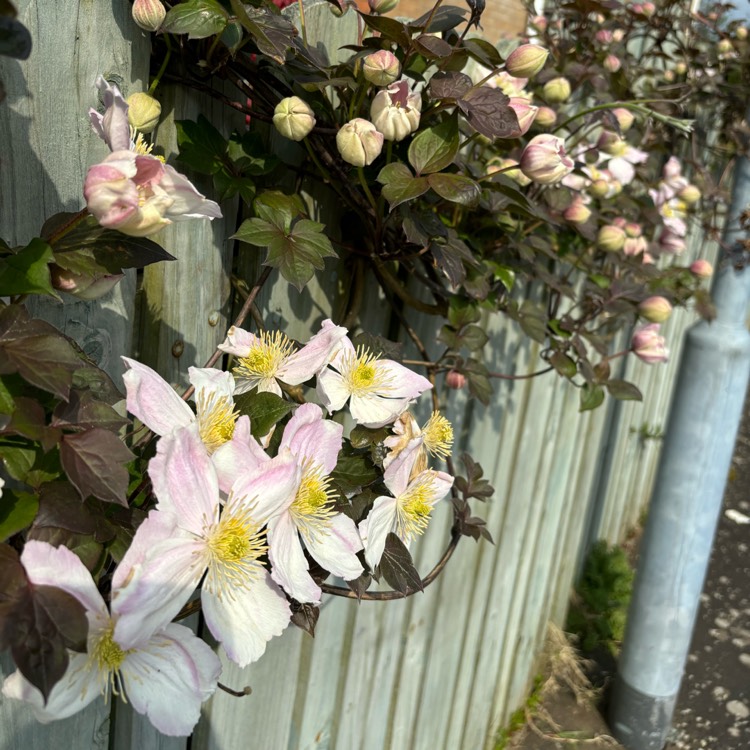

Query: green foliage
[{"left": 566, "top": 541, "right": 635, "bottom": 656}]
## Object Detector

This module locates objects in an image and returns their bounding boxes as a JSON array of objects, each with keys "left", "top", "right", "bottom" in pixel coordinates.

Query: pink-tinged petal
[
  {"left": 112, "top": 534, "right": 205, "bottom": 650},
  {"left": 122, "top": 357, "right": 194, "bottom": 436},
  {"left": 267, "top": 512, "right": 321, "bottom": 604},
  {"left": 279, "top": 402, "right": 343, "bottom": 473},
  {"left": 305, "top": 513, "right": 364, "bottom": 580},
  {"left": 349, "top": 393, "right": 411, "bottom": 429},
  {"left": 20, "top": 540, "right": 106, "bottom": 618},
  {"left": 326, "top": 334, "right": 356, "bottom": 372},
  {"left": 217, "top": 325, "right": 257, "bottom": 358},
  {"left": 121, "top": 624, "right": 220, "bottom": 736},
  {"left": 316, "top": 368, "right": 350, "bottom": 412},
  {"left": 254, "top": 377, "right": 283, "bottom": 397},
  {"left": 188, "top": 366, "right": 235, "bottom": 402},
  {"left": 230, "top": 449, "right": 299, "bottom": 525},
  {"left": 212, "top": 416, "right": 269, "bottom": 495},
  {"left": 376, "top": 360, "right": 432, "bottom": 399},
  {"left": 607, "top": 157, "right": 635, "bottom": 186},
  {"left": 148, "top": 425, "right": 219, "bottom": 530},
  {"left": 160, "top": 164, "right": 223, "bottom": 220},
  {"left": 277, "top": 320, "right": 348, "bottom": 385},
  {"left": 2, "top": 653, "right": 104, "bottom": 722},
  {"left": 133, "top": 154, "right": 167, "bottom": 187},
  {"left": 411, "top": 469, "right": 454, "bottom": 506},
  {"left": 90, "top": 75, "right": 132, "bottom": 152},
  {"left": 201, "top": 572, "right": 291, "bottom": 667},
  {"left": 84, "top": 167, "right": 139, "bottom": 228},
  {"left": 358, "top": 495, "right": 398, "bottom": 569},
  {"left": 383, "top": 438, "right": 423, "bottom": 497}
]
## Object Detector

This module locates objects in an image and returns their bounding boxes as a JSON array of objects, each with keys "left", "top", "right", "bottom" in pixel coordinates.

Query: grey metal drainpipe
[{"left": 608, "top": 150, "right": 750, "bottom": 748}]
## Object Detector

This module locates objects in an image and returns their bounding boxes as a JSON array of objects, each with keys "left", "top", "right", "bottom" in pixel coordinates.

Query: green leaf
[
  {"left": 377, "top": 163, "right": 430, "bottom": 210},
  {"left": 408, "top": 116, "right": 459, "bottom": 176},
  {"left": 0, "top": 444, "right": 36, "bottom": 482},
  {"left": 162, "top": 0, "right": 228, "bottom": 39},
  {"left": 330, "top": 453, "right": 378, "bottom": 494},
  {"left": 580, "top": 384, "right": 605, "bottom": 412},
  {"left": 229, "top": 0, "right": 296, "bottom": 63},
  {"left": 606, "top": 380, "right": 643, "bottom": 402},
  {"left": 448, "top": 297, "right": 481, "bottom": 327},
  {"left": 175, "top": 115, "right": 228, "bottom": 174},
  {"left": 427, "top": 173, "right": 481, "bottom": 206},
  {"left": 253, "top": 191, "right": 306, "bottom": 231},
  {"left": 359, "top": 12, "right": 412, "bottom": 47},
  {"left": 349, "top": 425, "right": 391, "bottom": 450},
  {"left": 233, "top": 391, "right": 295, "bottom": 440},
  {"left": 0, "top": 238, "right": 56, "bottom": 298},
  {"left": 549, "top": 352, "right": 577, "bottom": 378},
  {"left": 0, "top": 489, "right": 38, "bottom": 542},
  {"left": 460, "top": 324, "right": 489, "bottom": 351}
]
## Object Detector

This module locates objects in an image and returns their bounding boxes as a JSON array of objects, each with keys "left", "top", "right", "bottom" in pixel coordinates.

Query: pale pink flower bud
[
  {"left": 505, "top": 44, "right": 549, "bottom": 79},
  {"left": 612, "top": 217, "right": 627, "bottom": 228},
  {"left": 445, "top": 370, "right": 466, "bottom": 389},
  {"left": 530, "top": 15, "right": 547, "bottom": 32},
  {"left": 126, "top": 92, "right": 161, "bottom": 133},
  {"left": 612, "top": 29, "right": 625, "bottom": 42},
  {"left": 658, "top": 228, "right": 687, "bottom": 255},
  {"left": 363, "top": 50, "right": 401, "bottom": 87},
  {"left": 519, "top": 134, "right": 574, "bottom": 184},
  {"left": 603, "top": 54, "right": 621, "bottom": 73},
  {"left": 718, "top": 38, "right": 734, "bottom": 55},
  {"left": 588, "top": 179, "right": 610, "bottom": 198},
  {"left": 663, "top": 70, "right": 675, "bottom": 83},
  {"left": 534, "top": 106, "right": 557, "bottom": 128},
  {"left": 597, "top": 224, "right": 626, "bottom": 251},
  {"left": 736, "top": 27, "right": 748, "bottom": 40},
  {"left": 625, "top": 222, "right": 642, "bottom": 238},
  {"left": 690, "top": 259, "right": 713, "bottom": 278},
  {"left": 543, "top": 77, "right": 571, "bottom": 103},
  {"left": 488, "top": 158, "right": 531, "bottom": 186},
  {"left": 631, "top": 324, "right": 668, "bottom": 364},
  {"left": 597, "top": 130, "right": 625, "bottom": 156},
  {"left": 273, "top": 96, "right": 316, "bottom": 141},
  {"left": 638, "top": 296, "right": 673, "bottom": 323},
  {"left": 678, "top": 184, "right": 701, "bottom": 205},
  {"left": 50, "top": 265, "right": 125, "bottom": 300},
  {"left": 336, "top": 118, "right": 384, "bottom": 167},
  {"left": 641, "top": 2, "right": 656, "bottom": 17},
  {"left": 508, "top": 97, "right": 538, "bottom": 136},
  {"left": 612, "top": 107, "right": 634, "bottom": 131},
  {"left": 368, "top": 0, "right": 398, "bottom": 13},
  {"left": 370, "top": 80, "right": 421, "bottom": 142},
  {"left": 132, "top": 0, "right": 166, "bottom": 32},
  {"left": 623, "top": 236, "right": 648, "bottom": 256},
  {"left": 595, "top": 30, "right": 613, "bottom": 45},
  {"left": 563, "top": 195, "right": 591, "bottom": 223}
]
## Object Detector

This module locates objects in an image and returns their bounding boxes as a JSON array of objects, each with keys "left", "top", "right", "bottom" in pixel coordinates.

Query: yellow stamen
[
  {"left": 343, "top": 346, "right": 393, "bottom": 396},
  {"left": 291, "top": 461, "right": 336, "bottom": 542},
  {"left": 88, "top": 625, "right": 130, "bottom": 701},
  {"left": 395, "top": 472, "right": 438, "bottom": 541},
  {"left": 204, "top": 504, "right": 266, "bottom": 598},
  {"left": 131, "top": 128, "right": 165, "bottom": 161},
  {"left": 196, "top": 391, "right": 239, "bottom": 454},
  {"left": 422, "top": 411, "right": 454, "bottom": 460},
  {"left": 234, "top": 331, "right": 296, "bottom": 385}
]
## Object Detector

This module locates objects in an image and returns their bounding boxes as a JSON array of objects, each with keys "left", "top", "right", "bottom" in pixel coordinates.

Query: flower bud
[
  {"left": 690, "top": 259, "right": 713, "bottom": 278},
  {"left": 519, "top": 134, "right": 574, "bottom": 184},
  {"left": 543, "top": 77, "right": 571, "bottom": 103},
  {"left": 610, "top": 108, "right": 633, "bottom": 132},
  {"left": 488, "top": 158, "right": 531, "bottom": 187},
  {"left": 370, "top": 80, "right": 421, "bottom": 141},
  {"left": 623, "top": 236, "right": 648, "bottom": 256},
  {"left": 273, "top": 96, "right": 316, "bottom": 141},
  {"left": 663, "top": 69, "right": 675, "bottom": 83},
  {"left": 625, "top": 222, "right": 641, "bottom": 238},
  {"left": 50, "top": 265, "right": 125, "bottom": 301},
  {"left": 631, "top": 324, "right": 668, "bottom": 364},
  {"left": 642, "top": 2, "right": 656, "bottom": 16},
  {"left": 595, "top": 30, "right": 613, "bottom": 45},
  {"left": 563, "top": 195, "right": 591, "bottom": 224},
  {"left": 603, "top": 54, "right": 621, "bottom": 73},
  {"left": 658, "top": 228, "right": 686, "bottom": 255},
  {"left": 674, "top": 61, "right": 687, "bottom": 75},
  {"left": 363, "top": 50, "right": 401, "bottom": 87},
  {"left": 718, "top": 38, "right": 734, "bottom": 55},
  {"left": 508, "top": 97, "right": 538, "bottom": 136},
  {"left": 132, "top": 0, "right": 166, "bottom": 32},
  {"left": 368, "top": 0, "right": 398, "bottom": 13},
  {"left": 530, "top": 15, "right": 547, "bottom": 33},
  {"left": 336, "top": 118, "right": 384, "bottom": 166},
  {"left": 736, "top": 26, "right": 748, "bottom": 41},
  {"left": 638, "top": 296, "right": 673, "bottom": 323},
  {"left": 597, "top": 130, "right": 626, "bottom": 156},
  {"left": 678, "top": 184, "right": 701, "bottom": 205},
  {"left": 505, "top": 44, "right": 548, "bottom": 79},
  {"left": 126, "top": 92, "right": 161, "bottom": 133},
  {"left": 588, "top": 179, "right": 610, "bottom": 198},
  {"left": 445, "top": 370, "right": 466, "bottom": 389},
  {"left": 597, "top": 224, "right": 626, "bottom": 251},
  {"left": 534, "top": 106, "right": 557, "bottom": 128}
]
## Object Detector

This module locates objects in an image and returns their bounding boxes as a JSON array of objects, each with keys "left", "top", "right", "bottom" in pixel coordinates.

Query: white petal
[
  {"left": 189, "top": 366, "right": 236, "bottom": 403},
  {"left": 316, "top": 368, "right": 350, "bottom": 412},
  {"left": 211, "top": 416, "right": 269, "bottom": 494},
  {"left": 278, "top": 321, "right": 348, "bottom": 385},
  {"left": 279, "top": 402, "right": 342, "bottom": 473},
  {"left": 383, "top": 438, "right": 423, "bottom": 497},
  {"left": 201, "top": 573, "right": 291, "bottom": 668},
  {"left": 306, "top": 513, "right": 364, "bottom": 580},
  {"left": 217, "top": 326, "right": 257, "bottom": 358},
  {"left": 359, "top": 495, "right": 398, "bottom": 570},
  {"left": 121, "top": 624, "right": 220, "bottom": 736},
  {"left": 267, "top": 513, "right": 321, "bottom": 604},
  {"left": 349, "top": 393, "right": 411, "bottom": 429},
  {"left": 376, "top": 359, "right": 432, "bottom": 399}
]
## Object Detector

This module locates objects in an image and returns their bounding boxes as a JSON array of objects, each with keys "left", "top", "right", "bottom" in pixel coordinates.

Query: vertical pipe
[{"left": 609, "top": 150, "right": 750, "bottom": 748}]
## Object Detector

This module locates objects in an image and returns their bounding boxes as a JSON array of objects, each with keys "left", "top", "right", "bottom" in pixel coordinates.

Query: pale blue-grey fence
[{"left": 0, "top": 2, "right": 719, "bottom": 749}]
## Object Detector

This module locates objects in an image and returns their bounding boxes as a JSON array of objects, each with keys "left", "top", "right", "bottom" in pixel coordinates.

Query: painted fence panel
[{"left": 0, "top": 3, "right": 724, "bottom": 750}]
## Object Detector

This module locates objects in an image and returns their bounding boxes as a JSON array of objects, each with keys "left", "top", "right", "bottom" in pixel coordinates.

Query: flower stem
[
  {"left": 148, "top": 34, "right": 172, "bottom": 96},
  {"left": 358, "top": 166, "right": 378, "bottom": 213}
]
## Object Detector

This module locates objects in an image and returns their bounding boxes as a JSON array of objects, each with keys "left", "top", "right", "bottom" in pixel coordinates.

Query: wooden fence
[{"left": 0, "top": 2, "right": 719, "bottom": 748}]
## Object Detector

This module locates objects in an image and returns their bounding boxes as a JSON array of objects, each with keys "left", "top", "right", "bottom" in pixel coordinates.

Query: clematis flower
[
  {"left": 113, "top": 426, "right": 296, "bottom": 667},
  {"left": 89, "top": 75, "right": 132, "bottom": 152},
  {"left": 219, "top": 319, "right": 348, "bottom": 396},
  {"left": 358, "top": 439, "right": 453, "bottom": 569},
  {"left": 383, "top": 410, "right": 454, "bottom": 474},
  {"left": 370, "top": 80, "right": 422, "bottom": 142},
  {"left": 1, "top": 541, "right": 220, "bottom": 736},
  {"left": 316, "top": 336, "right": 432, "bottom": 428},
  {"left": 265, "top": 403, "right": 364, "bottom": 604},
  {"left": 631, "top": 324, "right": 669, "bottom": 364}
]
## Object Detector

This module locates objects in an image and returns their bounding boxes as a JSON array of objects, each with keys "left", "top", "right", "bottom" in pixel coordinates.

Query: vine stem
[
  {"left": 148, "top": 34, "right": 172, "bottom": 96},
  {"left": 358, "top": 166, "right": 379, "bottom": 213}
]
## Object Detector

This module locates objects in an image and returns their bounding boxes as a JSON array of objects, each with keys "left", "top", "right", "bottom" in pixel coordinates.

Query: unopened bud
[
  {"left": 445, "top": 370, "right": 466, "bottom": 389},
  {"left": 597, "top": 224, "right": 626, "bottom": 251},
  {"left": 625, "top": 222, "right": 642, "bottom": 238},
  {"left": 51, "top": 265, "right": 125, "bottom": 301},
  {"left": 690, "top": 259, "right": 713, "bottom": 278},
  {"left": 336, "top": 118, "right": 384, "bottom": 166},
  {"left": 534, "top": 106, "right": 557, "bottom": 128},
  {"left": 603, "top": 54, "right": 621, "bottom": 73},
  {"left": 508, "top": 97, "right": 538, "bottom": 136},
  {"left": 595, "top": 30, "right": 613, "bottom": 45},
  {"left": 530, "top": 16, "right": 547, "bottom": 32},
  {"left": 718, "top": 38, "right": 734, "bottom": 55},
  {"left": 641, "top": 1, "right": 656, "bottom": 16},
  {"left": 623, "top": 236, "right": 648, "bottom": 256},
  {"left": 674, "top": 61, "right": 687, "bottom": 75},
  {"left": 505, "top": 44, "right": 549, "bottom": 79},
  {"left": 631, "top": 324, "right": 668, "bottom": 364},
  {"left": 363, "top": 50, "right": 401, "bottom": 87},
  {"left": 126, "top": 92, "right": 161, "bottom": 133},
  {"left": 638, "top": 296, "right": 672, "bottom": 323},
  {"left": 273, "top": 96, "right": 316, "bottom": 141},
  {"left": 543, "top": 77, "right": 571, "bottom": 103},
  {"left": 563, "top": 196, "right": 591, "bottom": 224},
  {"left": 736, "top": 26, "right": 748, "bottom": 40},
  {"left": 663, "top": 69, "right": 675, "bottom": 83},
  {"left": 519, "top": 134, "right": 574, "bottom": 184},
  {"left": 588, "top": 179, "right": 610, "bottom": 198},
  {"left": 488, "top": 158, "right": 532, "bottom": 187},
  {"left": 678, "top": 184, "right": 701, "bottom": 205},
  {"left": 132, "top": 0, "right": 166, "bottom": 32},
  {"left": 612, "top": 107, "right": 634, "bottom": 132},
  {"left": 368, "top": 0, "right": 398, "bottom": 13}
]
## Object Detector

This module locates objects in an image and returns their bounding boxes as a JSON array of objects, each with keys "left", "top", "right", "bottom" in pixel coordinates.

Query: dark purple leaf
[
  {"left": 429, "top": 71, "right": 473, "bottom": 101},
  {"left": 413, "top": 34, "right": 453, "bottom": 59},
  {"left": 606, "top": 379, "right": 643, "bottom": 402},
  {"left": 379, "top": 533, "right": 423, "bottom": 593},
  {"left": 458, "top": 87, "right": 520, "bottom": 139},
  {"left": 290, "top": 601, "right": 319, "bottom": 636}
]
